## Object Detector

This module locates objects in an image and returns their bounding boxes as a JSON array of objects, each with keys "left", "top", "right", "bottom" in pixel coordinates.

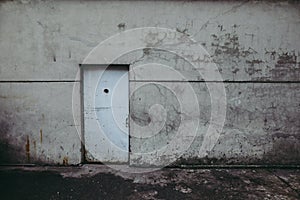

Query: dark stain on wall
[
  {"left": 270, "top": 52, "right": 300, "bottom": 80},
  {"left": 0, "top": 120, "right": 25, "bottom": 164},
  {"left": 25, "top": 135, "right": 30, "bottom": 162},
  {"left": 263, "top": 135, "right": 300, "bottom": 165},
  {"left": 117, "top": 23, "right": 126, "bottom": 31}
]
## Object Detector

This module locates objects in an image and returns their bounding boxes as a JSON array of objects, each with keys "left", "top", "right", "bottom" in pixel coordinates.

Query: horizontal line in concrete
[
  {"left": 1, "top": 80, "right": 299, "bottom": 83},
  {"left": 0, "top": 80, "right": 80, "bottom": 83},
  {"left": 80, "top": 64, "right": 129, "bottom": 67},
  {"left": 130, "top": 80, "right": 300, "bottom": 83}
]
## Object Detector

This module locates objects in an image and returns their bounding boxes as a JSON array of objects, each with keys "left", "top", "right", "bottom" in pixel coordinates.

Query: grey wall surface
[{"left": 0, "top": 0, "right": 299, "bottom": 165}]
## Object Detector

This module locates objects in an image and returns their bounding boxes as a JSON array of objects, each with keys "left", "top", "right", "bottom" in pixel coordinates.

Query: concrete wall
[{"left": 0, "top": 0, "right": 299, "bottom": 165}]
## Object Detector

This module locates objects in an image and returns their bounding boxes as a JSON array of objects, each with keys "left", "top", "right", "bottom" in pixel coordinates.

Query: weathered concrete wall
[
  {"left": 130, "top": 83, "right": 300, "bottom": 165},
  {"left": 0, "top": 0, "right": 299, "bottom": 165},
  {"left": 0, "top": 82, "right": 81, "bottom": 164}
]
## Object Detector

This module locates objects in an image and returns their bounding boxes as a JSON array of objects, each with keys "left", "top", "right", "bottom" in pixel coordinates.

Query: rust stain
[
  {"left": 40, "top": 129, "right": 43, "bottom": 144},
  {"left": 25, "top": 135, "right": 30, "bottom": 162},
  {"left": 33, "top": 140, "right": 36, "bottom": 157},
  {"left": 62, "top": 157, "right": 68, "bottom": 166}
]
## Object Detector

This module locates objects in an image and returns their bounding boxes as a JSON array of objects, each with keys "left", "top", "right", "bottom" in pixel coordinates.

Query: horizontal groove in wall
[
  {"left": 0, "top": 80, "right": 80, "bottom": 83},
  {"left": 1, "top": 80, "right": 299, "bottom": 83},
  {"left": 130, "top": 80, "right": 300, "bottom": 83}
]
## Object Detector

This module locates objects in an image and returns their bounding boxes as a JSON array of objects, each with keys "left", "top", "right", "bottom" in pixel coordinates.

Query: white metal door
[{"left": 83, "top": 65, "right": 129, "bottom": 163}]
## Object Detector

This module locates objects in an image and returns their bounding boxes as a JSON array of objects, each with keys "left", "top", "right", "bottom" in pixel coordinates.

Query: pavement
[{"left": 0, "top": 165, "right": 299, "bottom": 200}]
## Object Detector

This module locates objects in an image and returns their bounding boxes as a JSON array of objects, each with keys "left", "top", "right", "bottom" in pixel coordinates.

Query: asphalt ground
[{"left": 0, "top": 165, "right": 299, "bottom": 200}]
